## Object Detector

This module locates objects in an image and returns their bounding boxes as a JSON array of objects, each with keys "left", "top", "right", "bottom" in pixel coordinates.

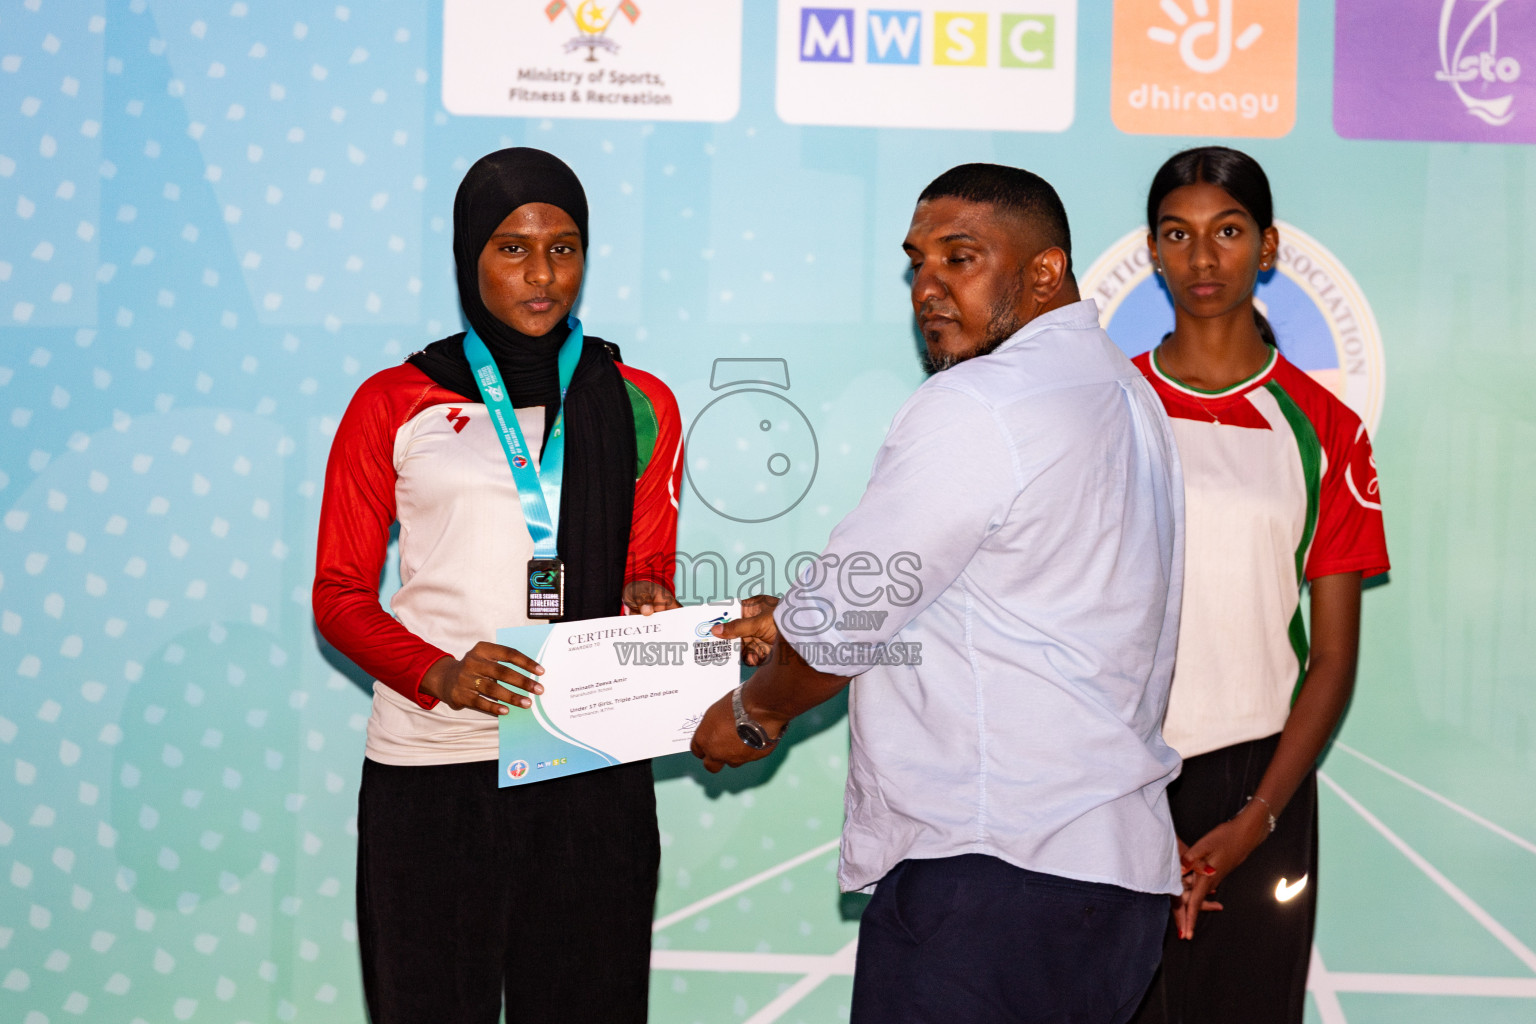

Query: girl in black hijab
[{"left": 315, "top": 148, "right": 684, "bottom": 1023}]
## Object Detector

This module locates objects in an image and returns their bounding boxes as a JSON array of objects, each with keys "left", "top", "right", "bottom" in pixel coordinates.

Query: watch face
[{"left": 736, "top": 723, "right": 768, "bottom": 750}]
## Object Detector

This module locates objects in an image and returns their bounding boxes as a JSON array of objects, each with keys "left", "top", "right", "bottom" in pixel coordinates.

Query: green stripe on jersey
[
  {"left": 1264, "top": 379, "right": 1322, "bottom": 703},
  {"left": 626, "top": 378, "right": 659, "bottom": 481}
]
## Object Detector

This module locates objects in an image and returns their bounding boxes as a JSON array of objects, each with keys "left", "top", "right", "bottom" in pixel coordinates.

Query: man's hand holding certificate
[{"left": 496, "top": 603, "right": 742, "bottom": 787}]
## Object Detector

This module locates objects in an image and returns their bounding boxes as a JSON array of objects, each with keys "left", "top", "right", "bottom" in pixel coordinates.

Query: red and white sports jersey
[
  {"left": 1133, "top": 348, "right": 1388, "bottom": 759},
  {"left": 313, "top": 361, "right": 683, "bottom": 765}
]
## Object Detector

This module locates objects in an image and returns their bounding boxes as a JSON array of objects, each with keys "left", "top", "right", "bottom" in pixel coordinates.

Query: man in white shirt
[{"left": 691, "top": 164, "right": 1185, "bottom": 1022}]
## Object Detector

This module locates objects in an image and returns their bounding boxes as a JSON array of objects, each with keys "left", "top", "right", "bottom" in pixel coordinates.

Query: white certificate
[{"left": 496, "top": 603, "right": 741, "bottom": 787}]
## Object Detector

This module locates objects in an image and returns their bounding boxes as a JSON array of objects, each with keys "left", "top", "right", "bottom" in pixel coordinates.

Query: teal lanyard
[{"left": 463, "top": 317, "right": 584, "bottom": 560}]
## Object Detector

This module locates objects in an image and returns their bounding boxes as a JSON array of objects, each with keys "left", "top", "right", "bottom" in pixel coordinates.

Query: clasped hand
[
  {"left": 689, "top": 595, "right": 783, "bottom": 773},
  {"left": 419, "top": 582, "right": 681, "bottom": 716},
  {"left": 1174, "top": 802, "right": 1272, "bottom": 939}
]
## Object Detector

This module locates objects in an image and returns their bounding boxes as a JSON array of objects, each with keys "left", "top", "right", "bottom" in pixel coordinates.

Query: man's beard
[{"left": 921, "top": 276, "right": 1028, "bottom": 374}]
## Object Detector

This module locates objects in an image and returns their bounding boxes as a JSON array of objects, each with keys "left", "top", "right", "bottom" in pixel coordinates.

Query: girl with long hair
[{"left": 1129, "top": 147, "right": 1389, "bottom": 1024}]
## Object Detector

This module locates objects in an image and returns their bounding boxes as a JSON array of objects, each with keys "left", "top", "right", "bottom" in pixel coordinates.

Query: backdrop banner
[{"left": 2, "top": 2, "right": 1534, "bottom": 1023}]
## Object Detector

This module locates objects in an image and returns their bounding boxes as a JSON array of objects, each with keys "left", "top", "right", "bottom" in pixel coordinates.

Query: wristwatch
[{"left": 732, "top": 685, "right": 782, "bottom": 750}]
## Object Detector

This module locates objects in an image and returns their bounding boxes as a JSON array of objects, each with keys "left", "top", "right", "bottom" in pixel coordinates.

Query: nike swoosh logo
[{"left": 1275, "top": 875, "right": 1309, "bottom": 902}]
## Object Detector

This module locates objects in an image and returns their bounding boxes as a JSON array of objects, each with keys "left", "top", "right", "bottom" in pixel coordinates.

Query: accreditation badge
[{"left": 527, "top": 558, "right": 564, "bottom": 619}]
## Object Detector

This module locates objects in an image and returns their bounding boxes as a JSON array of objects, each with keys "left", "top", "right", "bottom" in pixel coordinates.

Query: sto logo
[{"left": 1434, "top": 0, "right": 1522, "bottom": 125}]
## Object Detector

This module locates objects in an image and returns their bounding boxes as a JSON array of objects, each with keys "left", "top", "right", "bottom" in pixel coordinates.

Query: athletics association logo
[
  {"left": 1080, "top": 222, "right": 1385, "bottom": 433},
  {"left": 512, "top": 454, "right": 529, "bottom": 469},
  {"left": 544, "top": 0, "right": 641, "bottom": 62},
  {"left": 507, "top": 759, "right": 530, "bottom": 780},
  {"left": 1111, "top": 0, "right": 1297, "bottom": 137},
  {"left": 1334, "top": 0, "right": 1535, "bottom": 143}
]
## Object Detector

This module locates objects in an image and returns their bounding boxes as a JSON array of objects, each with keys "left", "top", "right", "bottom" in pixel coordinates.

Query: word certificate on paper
[{"left": 497, "top": 603, "right": 741, "bottom": 787}]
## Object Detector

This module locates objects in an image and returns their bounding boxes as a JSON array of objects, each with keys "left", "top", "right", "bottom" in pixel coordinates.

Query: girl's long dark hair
[{"left": 1147, "top": 146, "right": 1277, "bottom": 347}]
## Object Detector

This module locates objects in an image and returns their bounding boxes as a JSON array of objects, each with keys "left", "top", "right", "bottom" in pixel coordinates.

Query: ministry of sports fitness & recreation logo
[
  {"left": 1080, "top": 222, "right": 1385, "bottom": 434},
  {"left": 543, "top": 0, "right": 642, "bottom": 61},
  {"left": 1333, "top": 0, "right": 1535, "bottom": 143},
  {"left": 441, "top": 0, "right": 741, "bottom": 121}
]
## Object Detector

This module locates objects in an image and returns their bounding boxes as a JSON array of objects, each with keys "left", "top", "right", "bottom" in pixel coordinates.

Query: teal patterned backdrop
[{"left": 3, "top": 2, "right": 1535, "bottom": 1023}]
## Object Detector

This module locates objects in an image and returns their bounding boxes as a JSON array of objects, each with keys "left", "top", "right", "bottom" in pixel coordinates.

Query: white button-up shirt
[{"left": 776, "top": 300, "right": 1185, "bottom": 895}]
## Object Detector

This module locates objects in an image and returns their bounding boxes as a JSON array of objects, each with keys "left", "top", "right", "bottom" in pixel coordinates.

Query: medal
[
  {"left": 465, "top": 319, "right": 584, "bottom": 621},
  {"left": 527, "top": 558, "right": 565, "bottom": 619}
]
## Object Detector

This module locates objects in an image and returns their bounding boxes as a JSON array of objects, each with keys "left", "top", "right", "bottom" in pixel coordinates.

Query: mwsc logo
[
  {"left": 797, "top": 8, "right": 1057, "bottom": 68},
  {"left": 1080, "top": 222, "right": 1385, "bottom": 433},
  {"left": 777, "top": 1, "right": 1077, "bottom": 130}
]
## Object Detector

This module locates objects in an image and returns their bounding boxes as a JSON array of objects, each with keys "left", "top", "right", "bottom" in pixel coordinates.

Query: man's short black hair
[{"left": 917, "top": 163, "right": 1073, "bottom": 274}]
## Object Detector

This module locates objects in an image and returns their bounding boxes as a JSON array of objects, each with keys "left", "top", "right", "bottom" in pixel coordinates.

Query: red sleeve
[
  {"left": 312, "top": 365, "right": 453, "bottom": 708},
  {"left": 1306, "top": 411, "right": 1390, "bottom": 582},
  {"left": 618, "top": 364, "right": 683, "bottom": 593}
]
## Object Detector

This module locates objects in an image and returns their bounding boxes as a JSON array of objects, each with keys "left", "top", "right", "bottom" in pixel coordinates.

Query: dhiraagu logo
[
  {"left": 1080, "top": 221, "right": 1385, "bottom": 434},
  {"left": 1111, "top": 0, "right": 1297, "bottom": 137},
  {"left": 778, "top": 1, "right": 1076, "bottom": 129}
]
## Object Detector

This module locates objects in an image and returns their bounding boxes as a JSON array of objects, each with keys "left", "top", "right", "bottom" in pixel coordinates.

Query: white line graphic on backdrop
[
  {"left": 651, "top": 837, "right": 840, "bottom": 933},
  {"left": 653, "top": 789, "right": 1536, "bottom": 1018},
  {"left": 743, "top": 939, "right": 859, "bottom": 1024},
  {"left": 1335, "top": 741, "right": 1536, "bottom": 856},
  {"left": 1318, "top": 770, "right": 1536, "bottom": 973},
  {"left": 1147, "top": 0, "right": 1263, "bottom": 73},
  {"left": 1308, "top": 946, "right": 1351, "bottom": 1024}
]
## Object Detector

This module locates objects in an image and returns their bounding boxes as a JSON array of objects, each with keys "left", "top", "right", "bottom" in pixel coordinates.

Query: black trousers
[
  {"left": 851, "top": 853, "right": 1168, "bottom": 1024},
  {"left": 356, "top": 758, "right": 660, "bottom": 1024},
  {"left": 1131, "top": 733, "right": 1318, "bottom": 1024}
]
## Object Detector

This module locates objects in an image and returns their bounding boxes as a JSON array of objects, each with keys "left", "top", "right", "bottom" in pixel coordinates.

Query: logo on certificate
[
  {"left": 695, "top": 612, "right": 732, "bottom": 638},
  {"left": 1080, "top": 221, "right": 1385, "bottom": 433},
  {"left": 692, "top": 639, "right": 734, "bottom": 667},
  {"left": 507, "top": 759, "right": 531, "bottom": 780}
]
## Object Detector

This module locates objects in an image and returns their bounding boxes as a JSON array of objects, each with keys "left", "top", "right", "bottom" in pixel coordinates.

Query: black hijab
[{"left": 408, "top": 148, "right": 637, "bottom": 622}]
